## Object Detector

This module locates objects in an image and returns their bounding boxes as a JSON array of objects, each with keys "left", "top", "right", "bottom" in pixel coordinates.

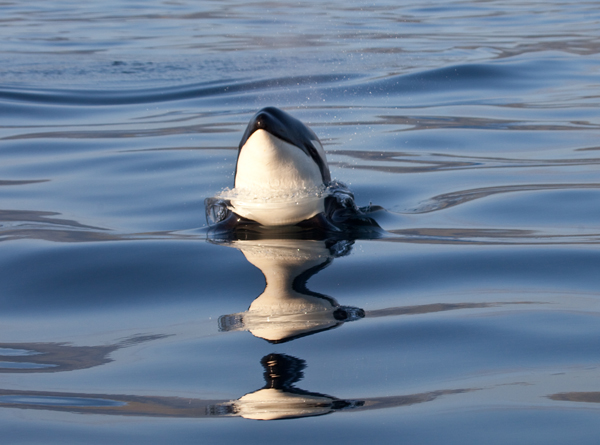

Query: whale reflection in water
[
  {"left": 219, "top": 238, "right": 364, "bottom": 343},
  {"left": 0, "top": 352, "right": 473, "bottom": 420},
  {"left": 209, "top": 354, "right": 363, "bottom": 420}
]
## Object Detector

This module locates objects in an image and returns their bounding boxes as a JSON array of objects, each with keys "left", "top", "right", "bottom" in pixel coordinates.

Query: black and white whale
[
  {"left": 205, "top": 107, "right": 382, "bottom": 236},
  {"left": 230, "top": 107, "right": 330, "bottom": 226},
  {"left": 236, "top": 107, "right": 330, "bottom": 194}
]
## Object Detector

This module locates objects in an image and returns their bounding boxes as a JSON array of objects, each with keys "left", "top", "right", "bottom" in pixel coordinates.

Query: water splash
[{"left": 216, "top": 183, "right": 329, "bottom": 205}]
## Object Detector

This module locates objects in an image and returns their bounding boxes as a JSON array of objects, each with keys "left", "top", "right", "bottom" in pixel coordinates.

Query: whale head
[
  {"left": 235, "top": 107, "right": 330, "bottom": 188},
  {"left": 229, "top": 107, "right": 331, "bottom": 226}
]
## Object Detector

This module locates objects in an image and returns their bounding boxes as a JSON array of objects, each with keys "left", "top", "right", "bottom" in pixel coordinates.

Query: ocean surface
[{"left": 1, "top": 1, "right": 600, "bottom": 443}]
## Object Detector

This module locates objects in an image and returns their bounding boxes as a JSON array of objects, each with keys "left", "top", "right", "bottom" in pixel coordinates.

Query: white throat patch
[
  {"left": 235, "top": 129, "right": 324, "bottom": 190},
  {"left": 228, "top": 129, "right": 328, "bottom": 226}
]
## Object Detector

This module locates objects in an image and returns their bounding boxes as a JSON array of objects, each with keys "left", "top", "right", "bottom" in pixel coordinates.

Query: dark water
[{"left": 1, "top": 1, "right": 600, "bottom": 443}]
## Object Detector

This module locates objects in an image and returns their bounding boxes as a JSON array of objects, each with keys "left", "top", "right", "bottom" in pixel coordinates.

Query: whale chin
[{"left": 229, "top": 196, "right": 325, "bottom": 227}]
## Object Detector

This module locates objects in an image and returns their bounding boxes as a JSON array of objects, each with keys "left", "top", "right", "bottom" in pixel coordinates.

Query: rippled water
[{"left": 1, "top": 1, "right": 600, "bottom": 443}]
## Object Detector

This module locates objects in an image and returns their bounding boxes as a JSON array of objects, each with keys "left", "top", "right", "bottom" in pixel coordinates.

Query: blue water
[{"left": 1, "top": 0, "right": 600, "bottom": 443}]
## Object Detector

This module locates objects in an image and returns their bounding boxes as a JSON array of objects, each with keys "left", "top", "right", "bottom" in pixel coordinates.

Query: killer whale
[
  {"left": 235, "top": 106, "right": 330, "bottom": 186},
  {"left": 230, "top": 107, "right": 330, "bottom": 225},
  {"left": 205, "top": 107, "right": 382, "bottom": 236}
]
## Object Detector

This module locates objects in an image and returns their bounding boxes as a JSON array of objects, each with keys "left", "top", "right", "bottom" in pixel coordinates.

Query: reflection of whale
[
  {"left": 0, "top": 352, "right": 474, "bottom": 420},
  {"left": 0, "top": 385, "right": 471, "bottom": 420},
  {"left": 214, "top": 234, "right": 534, "bottom": 343},
  {"left": 218, "top": 238, "right": 364, "bottom": 343},
  {"left": 216, "top": 234, "right": 536, "bottom": 342},
  {"left": 205, "top": 107, "right": 382, "bottom": 235},
  {"left": 211, "top": 354, "right": 362, "bottom": 420}
]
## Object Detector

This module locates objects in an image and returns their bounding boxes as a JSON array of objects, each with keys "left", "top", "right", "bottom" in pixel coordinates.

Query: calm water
[{"left": 1, "top": 1, "right": 600, "bottom": 443}]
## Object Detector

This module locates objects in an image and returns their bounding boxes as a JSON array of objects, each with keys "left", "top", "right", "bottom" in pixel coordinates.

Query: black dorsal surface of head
[{"left": 237, "top": 107, "right": 331, "bottom": 183}]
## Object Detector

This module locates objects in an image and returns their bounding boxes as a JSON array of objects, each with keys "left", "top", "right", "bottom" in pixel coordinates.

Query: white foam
[
  {"left": 217, "top": 184, "right": 329, "bottom": 226},
  {"left": 217, "top": 184, "right": 327, "bottom": 203}
]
